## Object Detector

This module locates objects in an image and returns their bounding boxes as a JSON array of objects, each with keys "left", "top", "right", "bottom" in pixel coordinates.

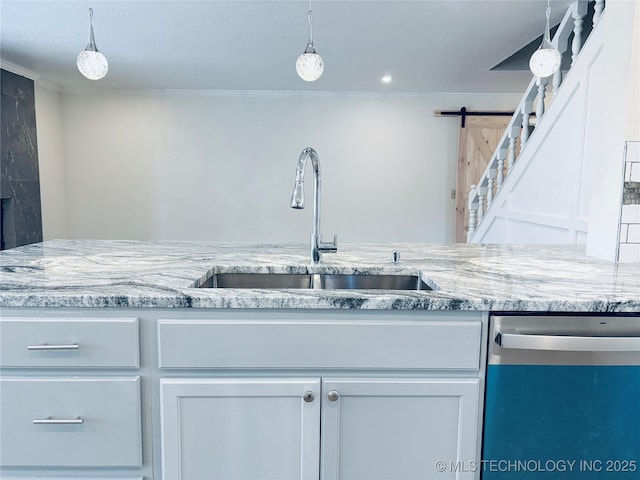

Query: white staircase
[{"left": 467, "top": 0, "right": 614, "bottom": 245}]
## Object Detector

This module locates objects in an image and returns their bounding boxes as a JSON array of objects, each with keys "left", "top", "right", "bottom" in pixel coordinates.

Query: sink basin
[
  {"left": 319, "top": 274, "right": 430, "bottom": 291},
  {"left": 196, "top": 272, "right": 431, "bottom": 291},
  {"left": 197, "top": 273, "right": 312, "bottom": 289}
]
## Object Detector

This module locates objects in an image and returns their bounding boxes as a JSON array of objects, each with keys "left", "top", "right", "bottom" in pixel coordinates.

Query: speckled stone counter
[{"left": 0, "top": 240, "right": 638, "bottom": 311}]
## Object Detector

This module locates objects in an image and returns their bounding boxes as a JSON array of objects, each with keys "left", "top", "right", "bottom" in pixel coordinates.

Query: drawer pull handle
[
  {"left": 33, "top": 416, "right": 84, "bottom": 425},
  {"left": 27, "top": 343, "right": 80, "bottom": 351}
]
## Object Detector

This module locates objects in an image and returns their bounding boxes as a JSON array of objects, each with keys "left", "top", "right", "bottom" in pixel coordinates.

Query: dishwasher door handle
[{"left": 495, "top": 332, "right": 640, "bottom": 352}]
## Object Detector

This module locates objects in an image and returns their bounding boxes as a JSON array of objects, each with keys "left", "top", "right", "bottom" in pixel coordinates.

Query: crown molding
[
  {"left": 58, "top": 87, "right": 523, "bottom": 99},
  {"left": 0, "top": 59, "right": 40, "bottom": 80},
  {"left": 0, "top": 59, "right": 62, "bottom": 92}
]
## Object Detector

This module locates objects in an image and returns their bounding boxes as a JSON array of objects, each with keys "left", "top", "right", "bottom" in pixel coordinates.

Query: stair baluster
[
  {"left": 593, "top": 0, "right": 604, "bottom": 26},
  {"left": 552, "top": 66, "right": 563, "bottom": 96},
  {"left": 487, "top": 170, "right": 497, "bottom": 208},
  {"left": 507, "top": 126, "right": 519, "bottom": 171},
  {"left": 521, "top": 99, "right": 534, "bottom": 146},
  {"left": 478, "top": 186, "right": 487, "bottom": 223},
  {"left": 468, "top": 185, "right": 478, "bottom": 240},
  {"left": 497, "top": 149, "right": 506, "bottom": 189},
  {"left": 571, "top": 2, "right": 588, "bottom": 66},
  {"left": 536, "top": 77, "right": 548, "bottom": 119}
]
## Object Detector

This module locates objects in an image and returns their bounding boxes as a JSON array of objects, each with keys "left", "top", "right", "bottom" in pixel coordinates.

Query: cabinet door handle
[
  {"left": 327, "top": 390, "right": 340, "bottom": 401},
  {"left": 33, "top": 416, "right": 84, "bottom": 425},
  {"left": 27, "top": 343, "right": 80, "bottom": 351},
  {"left": 303, "top": 391, "right": 315, "bottom": 403}
]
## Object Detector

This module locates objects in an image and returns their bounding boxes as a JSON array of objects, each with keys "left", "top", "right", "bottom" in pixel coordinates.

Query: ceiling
[{"left": 0, "top": 0, "right": 575, "bottom": 94}]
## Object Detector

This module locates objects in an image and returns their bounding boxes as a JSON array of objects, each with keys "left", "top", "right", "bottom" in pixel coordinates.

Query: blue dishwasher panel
[{"left": 482, "top": 365, "right": 640, "bottom": 479}]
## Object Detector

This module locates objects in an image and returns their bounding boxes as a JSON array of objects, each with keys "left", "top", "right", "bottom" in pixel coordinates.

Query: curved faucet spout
[{"left": 289, "top": 147, "right": 337, "bottom": 263}]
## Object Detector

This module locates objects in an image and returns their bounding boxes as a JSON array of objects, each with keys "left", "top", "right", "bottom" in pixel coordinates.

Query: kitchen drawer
[
  {"left": 158, "top": 317, "right": 482, "bottom": 370},
  {"left": 0, "top": 317, "right": 139, "bottom": 368},
  {"left": 0, "top": 377, "right": 142, "bottom": 467}
]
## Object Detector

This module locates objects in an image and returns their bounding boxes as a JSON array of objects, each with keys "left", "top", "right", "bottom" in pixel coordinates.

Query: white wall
[
  {"left": 627, "top": 3, "right": 640, "bottom": 141},
  {"left": 34, "top": 85, "right": 67, "bottom": 240},
  {"left": 585, "top": 0, "right": 637, "bottom": 260},
  {"left": 45, "top": 90, "right": 518, "bottom": 243}
]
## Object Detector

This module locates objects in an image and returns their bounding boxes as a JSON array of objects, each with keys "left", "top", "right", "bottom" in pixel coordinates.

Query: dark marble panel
[
  {"left": 6, "top": 180, "right": 42, "bottom": 247},
  {"left": 1, "top": 125, "right": 39, "bottom": 181},
  {"left": 1, "top": 70, "right": 36, "bottom": 127},
  {"left": 0, "top": 197, "right": 15, "bottom": 250},
  {"left": 0, "top": 69, "right": 42, "bottom": 249}
]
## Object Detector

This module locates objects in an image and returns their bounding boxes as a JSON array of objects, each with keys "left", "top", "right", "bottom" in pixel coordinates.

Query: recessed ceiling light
[{"left": 381, "top": 75, "right": 392, "bottom": 84}]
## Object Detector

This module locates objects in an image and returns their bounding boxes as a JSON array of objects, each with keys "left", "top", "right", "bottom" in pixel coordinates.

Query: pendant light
[
  {"left": 296, "top": 2, "right": 324, "bottom": 82},
  {"left": 529, "top": 0, "right": 561, "bottom": 78},
  {"left": 77, "top": 8, "right": 109, "bottom": 80}
]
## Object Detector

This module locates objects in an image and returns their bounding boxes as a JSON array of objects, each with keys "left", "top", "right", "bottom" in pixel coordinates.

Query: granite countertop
[{"left": 0, "top": 240, "right": 638, "bottom": 312}]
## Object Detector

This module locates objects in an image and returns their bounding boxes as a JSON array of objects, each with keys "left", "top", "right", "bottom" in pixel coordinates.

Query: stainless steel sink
[
  {"left": 196, "top": 272, "right": 431, "bottom": 290},
  {"left": 319, "top": 274, "right": 430, "bottom": 291},
  {"left": 197, "top": 273, "right": 313, "bottom": 289}
]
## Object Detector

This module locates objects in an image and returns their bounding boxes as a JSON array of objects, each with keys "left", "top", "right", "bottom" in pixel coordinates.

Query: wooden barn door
[{"left": 455, "top": 116, "right": 511, "bottom": 243}]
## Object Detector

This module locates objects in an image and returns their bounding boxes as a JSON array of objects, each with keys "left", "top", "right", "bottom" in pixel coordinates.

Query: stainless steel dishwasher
[{"left": 482, "top": 314, "right": 640, "bottom": 480}]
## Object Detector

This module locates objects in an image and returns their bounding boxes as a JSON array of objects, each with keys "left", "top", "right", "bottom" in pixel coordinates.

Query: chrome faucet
[{"left": 290, "top": 147, "right": 337, "bottom": 263}]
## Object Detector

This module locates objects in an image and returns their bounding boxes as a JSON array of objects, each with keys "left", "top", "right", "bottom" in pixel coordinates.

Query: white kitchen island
[{"left": 1, "top": 240, "right": 638, "bottom": 480}]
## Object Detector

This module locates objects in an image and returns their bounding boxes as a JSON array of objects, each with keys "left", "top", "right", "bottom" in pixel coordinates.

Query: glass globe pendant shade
[
  {"left": 296, "top": 8, "right": 323, "bottom": 82},
  {"left": 296, "top": 50, "right": 324, "bottom": 82},
  {"left": 77, "top": 8, "right": 108, "bottom": 81},
  {"left": 77, "top": 50, "right": 108, "bottom": 80},
  {"left": 529, "top": 47, "right": 561, "bottom": 78},
  {"left": 529, "top": 2, "right": 561, "bottom": 78}
]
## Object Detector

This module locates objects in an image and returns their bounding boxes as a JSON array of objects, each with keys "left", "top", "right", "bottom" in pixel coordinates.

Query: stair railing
[{"left": 467, "top": 0, "right": 604, "bottom": 241}]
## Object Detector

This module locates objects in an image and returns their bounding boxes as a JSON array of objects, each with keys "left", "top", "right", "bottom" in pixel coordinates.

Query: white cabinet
[
  {"left": 0, "top": 309, "right": 485, "bottom": 480},
  {"left": 321, "top": 378, "right": 479, "bottom": 480},
  {"left": 158, "top": 312, "right": 484, "bottom": 480},
  {"left": 160, "top": 377, "right": 479, "bottom": 480},
  {"left": 0, "top": 316, "right": 143, "bottom": 478},
  {"left": 160, "top": 378, "right": 321, "bottom": 480}
]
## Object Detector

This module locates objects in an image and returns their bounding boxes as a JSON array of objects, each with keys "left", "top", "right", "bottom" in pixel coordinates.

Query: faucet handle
[{"left": 319, "top": 234, "right": 338, "bottom": 253}]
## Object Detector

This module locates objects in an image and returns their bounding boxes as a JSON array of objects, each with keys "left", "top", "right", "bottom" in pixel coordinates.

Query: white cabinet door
[
  {"left": 160, "top": 378, "right": 321, "bottom": 480},
  {"left": 321, "top": 378, "right": 480, "bottom": 480}
]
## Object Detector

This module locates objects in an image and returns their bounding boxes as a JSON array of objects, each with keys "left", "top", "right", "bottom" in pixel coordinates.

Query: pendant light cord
[
  {"left": 543, "top": 0, "right": 552, "bottom": 46},
  {"left": 307, "top": 0, "right": 314, "bottom": 48},
  {"left": 86, "top": 7, "right": 98, "bottom": 51}
]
